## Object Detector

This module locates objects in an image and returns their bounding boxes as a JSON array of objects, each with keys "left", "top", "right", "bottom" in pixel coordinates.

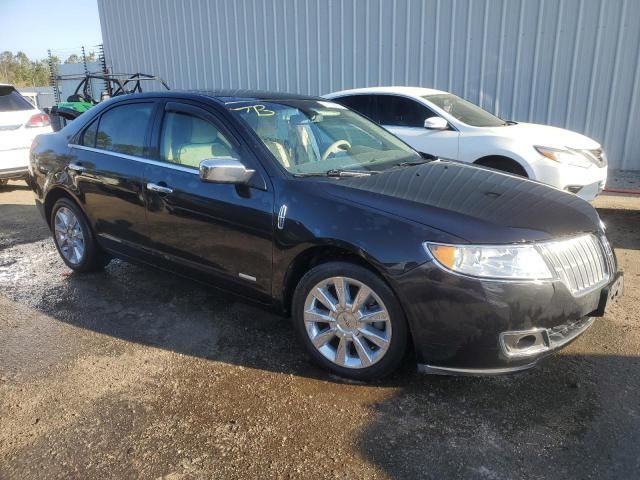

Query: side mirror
[
  {"left": 424, "top": 116, "right": 448, "bottom": 130},
  {"left": 199, "top": 158, "right": 255, "bottom": 185}
]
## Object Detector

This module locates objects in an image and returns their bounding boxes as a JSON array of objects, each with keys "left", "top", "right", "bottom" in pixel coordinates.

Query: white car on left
[{"left": 0, "top": 84, "right": 51, "bottom": 186}]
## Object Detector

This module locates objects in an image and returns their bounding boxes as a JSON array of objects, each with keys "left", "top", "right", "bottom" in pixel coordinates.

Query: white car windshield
[
  {"left": 424, "top": 93, "right": 507, "bottom": 127},
  {"left": 229, "top": 99, "right": 421, "bottom": 174}
]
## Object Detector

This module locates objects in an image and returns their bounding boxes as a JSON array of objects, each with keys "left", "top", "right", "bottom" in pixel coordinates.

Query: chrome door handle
[
  {"left": 68, "top": 163, "right": 86, "bottom": 173},
  {"left": 146, "top": 182, "right": 173, "bottom": 194}
]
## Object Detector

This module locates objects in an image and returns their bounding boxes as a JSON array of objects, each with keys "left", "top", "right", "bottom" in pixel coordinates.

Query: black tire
[
  {"left": 292, "top": 261, "right": 408, "bottom": 380},
  {"left": 50, "top": 198, "right": 110, "bottom": 273}
]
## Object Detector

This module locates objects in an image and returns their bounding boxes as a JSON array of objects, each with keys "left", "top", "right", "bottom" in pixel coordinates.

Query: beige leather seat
[
  {"left": 164, "top": 114, "right": 235, "bottom": 168},
  {"left": 255, "top": 119, "right": 290, "bottom": 167}
]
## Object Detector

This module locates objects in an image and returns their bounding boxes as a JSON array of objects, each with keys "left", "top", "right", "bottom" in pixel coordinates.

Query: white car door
[{"left": 375, "top": 95, "right": 460, "bottom": 159}]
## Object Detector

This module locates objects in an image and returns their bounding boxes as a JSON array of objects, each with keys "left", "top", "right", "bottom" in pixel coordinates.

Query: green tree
[
  {"left": 64, "top": 54, "right": 81, "bottom": 64},
  {"left": 0, "top": 51, "right": 52, "bottom": 87}
]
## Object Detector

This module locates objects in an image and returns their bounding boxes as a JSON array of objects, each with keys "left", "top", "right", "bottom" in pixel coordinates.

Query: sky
[{"left": 0, "top": 0, "right": 103, "bottom": 60}]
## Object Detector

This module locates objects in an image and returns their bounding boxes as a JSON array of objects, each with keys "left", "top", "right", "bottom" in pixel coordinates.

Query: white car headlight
[
  {"left": 425, "top": 243, "right": 553, "bottom": 280},
  {"left": 534, "top": 146, "right": 592, "bottom": 168}
]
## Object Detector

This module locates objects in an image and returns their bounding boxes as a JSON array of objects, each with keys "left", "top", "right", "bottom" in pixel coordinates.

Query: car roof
[
  {"left": 102, "top": 89, "right": 323, "bottom": 107},
  {"left": 325, "top": 86, "right": 449, "bottom": 98},
  {"left": 196, "top": 89, "right": 321, "bottom": 103}
]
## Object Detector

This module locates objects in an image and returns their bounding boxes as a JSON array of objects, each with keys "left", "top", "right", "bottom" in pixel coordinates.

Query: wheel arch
[
  {"left": 43, "top": 186, "right": 83, "bottom": 228},
  {"left": 281, "top": 245, "right": 379, "bottom": 314},
  {"left": 281, "top": 244, "right": 415, "bottom": 352},
  {"left": 473, "top": 154, "right": 530, "bottom": 178}
]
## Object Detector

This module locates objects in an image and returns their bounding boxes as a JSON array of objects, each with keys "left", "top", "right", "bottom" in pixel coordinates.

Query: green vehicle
[{"left": 49, "top": 72, "right": 170, "bottom": 131}]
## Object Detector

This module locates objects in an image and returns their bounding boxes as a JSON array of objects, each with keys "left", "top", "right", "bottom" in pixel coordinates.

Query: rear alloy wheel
[
  {"left": 51, "top": 198, "right": 110, "bottom": 272},
  {"left": 293, "top": 262, "right": 407, "bottom": 380},
  {"left": 54, "top": 206, "right": 86, "bottom": 265}
]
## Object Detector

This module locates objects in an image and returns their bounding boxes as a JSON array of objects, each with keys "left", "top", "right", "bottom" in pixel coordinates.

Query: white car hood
[{"left": 484, "top": 122, "right": 601, "bottom": 150}]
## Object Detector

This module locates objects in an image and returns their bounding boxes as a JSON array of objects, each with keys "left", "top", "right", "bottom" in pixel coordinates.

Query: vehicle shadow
[
  {"left": 595, "top": 207, "right": 640, "bottom": 250},
  {"left": 355, "top": 351, "right": 640, "bottom": 479},
  {"left": 0, "top": 204, "right": 50, "bottom": 250},
  {"left": 0, "top": 181, "right": 31, "bottom": 193}
]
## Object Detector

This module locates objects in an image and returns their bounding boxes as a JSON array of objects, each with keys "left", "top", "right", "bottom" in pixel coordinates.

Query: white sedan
[
  {"left": 0, "top": 84, "right": 52, "bottom": 186},
  {"left": 325, "top": 86, "right": 607, "bottom": 201}
]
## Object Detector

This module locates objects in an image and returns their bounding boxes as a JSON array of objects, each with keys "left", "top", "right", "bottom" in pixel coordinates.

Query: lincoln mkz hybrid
[{"left": 28, "top": 90, "right": 623, "bottom": 379}]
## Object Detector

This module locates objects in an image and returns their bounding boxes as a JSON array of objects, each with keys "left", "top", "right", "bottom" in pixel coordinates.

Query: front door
[
  {"left": 376, "top": 95, "right": 460, "bottom": 159},
  {"left": 142, "top": 101, "right": 274, "bottom": 298}
]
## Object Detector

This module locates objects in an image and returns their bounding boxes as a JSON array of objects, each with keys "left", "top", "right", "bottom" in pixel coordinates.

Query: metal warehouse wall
[{"left": 98, "top": 0, "right": 640, "bottom": 171}]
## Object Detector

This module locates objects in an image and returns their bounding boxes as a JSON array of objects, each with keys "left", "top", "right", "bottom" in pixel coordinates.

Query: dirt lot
[{"left": 1, "top": 181, "right": 639, "bottom": 479}]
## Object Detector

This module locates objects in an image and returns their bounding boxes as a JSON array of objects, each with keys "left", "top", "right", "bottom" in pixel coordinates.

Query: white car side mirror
[{"left": 424, "top": 117, "right": 448, "bottom": 130}]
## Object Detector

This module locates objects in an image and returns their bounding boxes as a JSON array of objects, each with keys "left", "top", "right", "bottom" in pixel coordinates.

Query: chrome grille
[{"left": 538, "top": 234, "right": 611, "bottom": 296}]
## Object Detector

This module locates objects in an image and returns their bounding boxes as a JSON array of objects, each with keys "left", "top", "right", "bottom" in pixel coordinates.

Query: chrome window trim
[{"left": 68, "top": 143, "right": 199, "bottom": 175}]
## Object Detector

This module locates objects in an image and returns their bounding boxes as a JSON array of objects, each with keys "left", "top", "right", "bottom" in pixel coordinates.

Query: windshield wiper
[
  {"left": 294, "top": 169, "right": 378, "bottom": 177},
  {"left": 394, "top": 159, "right": 432, "bottom": 167}
]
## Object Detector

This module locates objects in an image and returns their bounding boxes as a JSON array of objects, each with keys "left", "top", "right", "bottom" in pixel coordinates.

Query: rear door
[
  {"left": 67, "top": 100, "right": 156, "bottom": 254},
  {"left": 142, "top": 100, "right": 274, "bottom": 299}
]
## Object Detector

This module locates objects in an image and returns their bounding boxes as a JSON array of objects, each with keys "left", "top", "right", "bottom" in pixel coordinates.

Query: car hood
[
  {"left": 484, "top": 122, "right": 600, "bottom": 150},
  {"left": 323, "top": 161, "right": 601, "bottom": 244}
]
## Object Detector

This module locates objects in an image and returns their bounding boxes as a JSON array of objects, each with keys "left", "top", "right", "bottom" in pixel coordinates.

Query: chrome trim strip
[
  {"left": 97, "top": 233, "right": 123, "bottom": 244},
  {"left": 418, "top": 362, "right": 537, "bottom": 376},
  {"left": 238, "top": 273, "right": 257, "bottom": 282},
  {"left": 68, "top": 144, "right": 199, "bottom": 175},
  {"left": 277, "top": 204, "right": 287, "bottom": 230}
]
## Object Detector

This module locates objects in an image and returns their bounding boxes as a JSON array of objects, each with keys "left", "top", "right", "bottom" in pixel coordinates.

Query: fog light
[{"left": 500, "top": 329, "right": 549, "bottom": 358}]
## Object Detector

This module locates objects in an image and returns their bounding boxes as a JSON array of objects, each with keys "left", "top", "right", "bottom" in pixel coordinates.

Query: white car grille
[{"left": 538, "top": 234, "right": 615, "bottom": 296}]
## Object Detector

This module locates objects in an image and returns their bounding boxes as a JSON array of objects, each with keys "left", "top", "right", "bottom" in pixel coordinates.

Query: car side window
[
  {"left": 79, "top": 118, "right": 99, "bottom": 147},
  {"left": 375, "top": 95, "right": 436, "bottom": 128},
  {"left": 95, "top": 103, "right": 153, "bottom": 156},
  {"left": 160, "top": 111, "right": 239, "bottom": 169},
  {"left": 336, "top": 95, "right": 378, "bottom": 122}
]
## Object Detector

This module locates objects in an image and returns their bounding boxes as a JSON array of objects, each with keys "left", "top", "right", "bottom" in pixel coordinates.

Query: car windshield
[
  {"left": 424, "top": 93, "right": 506, "bottom": 127},
  {"left": 0, "top": 86, "right": 34, "bottom": 112},
  {"left": 228, "top": 99, "right": 420, "bottom": 174}
]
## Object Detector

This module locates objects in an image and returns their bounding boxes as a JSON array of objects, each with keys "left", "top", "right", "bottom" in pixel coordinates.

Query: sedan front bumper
[{"left": 392, "top": 260, "right": 622, "bottom": 374}]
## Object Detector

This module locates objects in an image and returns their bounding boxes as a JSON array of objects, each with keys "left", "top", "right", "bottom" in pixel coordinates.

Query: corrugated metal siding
[{"left": 98, "top": 0, "right": 640, "bottom": 170}]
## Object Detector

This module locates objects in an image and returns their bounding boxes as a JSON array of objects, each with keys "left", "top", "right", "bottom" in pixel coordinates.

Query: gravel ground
[{"left": 1, "top": 181, "right": 639, "bottom": 480}]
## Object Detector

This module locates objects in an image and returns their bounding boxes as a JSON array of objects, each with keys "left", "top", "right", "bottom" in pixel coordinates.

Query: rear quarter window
[{"left": 0, "top": 86, "right": 34, "bottom": 112}]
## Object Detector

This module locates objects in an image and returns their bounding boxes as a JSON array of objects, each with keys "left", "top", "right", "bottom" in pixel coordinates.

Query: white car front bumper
[{"left": 530, "top": 161, "right": 607, "bottom": 202}]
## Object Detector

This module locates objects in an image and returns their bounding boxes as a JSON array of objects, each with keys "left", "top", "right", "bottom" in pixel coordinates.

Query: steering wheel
[{"left": 321, "top": 140, "right": 352, "bottom": 162}]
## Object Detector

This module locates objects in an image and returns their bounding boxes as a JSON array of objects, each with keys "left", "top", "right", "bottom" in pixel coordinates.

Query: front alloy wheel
[
  {"left": 293, "top": 262, "right": 408, "bottom": 380},
  {"left": 304, "top": 276, "right": 392, "bottom": 369}
]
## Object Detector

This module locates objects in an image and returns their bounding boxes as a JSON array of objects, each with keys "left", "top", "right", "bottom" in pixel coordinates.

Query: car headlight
[
  {"left": 425, "top": 242, "right": 553, "bottom": 280},
  {"left": 534, "top": 146, "right": 592, "bottom": 168}
]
